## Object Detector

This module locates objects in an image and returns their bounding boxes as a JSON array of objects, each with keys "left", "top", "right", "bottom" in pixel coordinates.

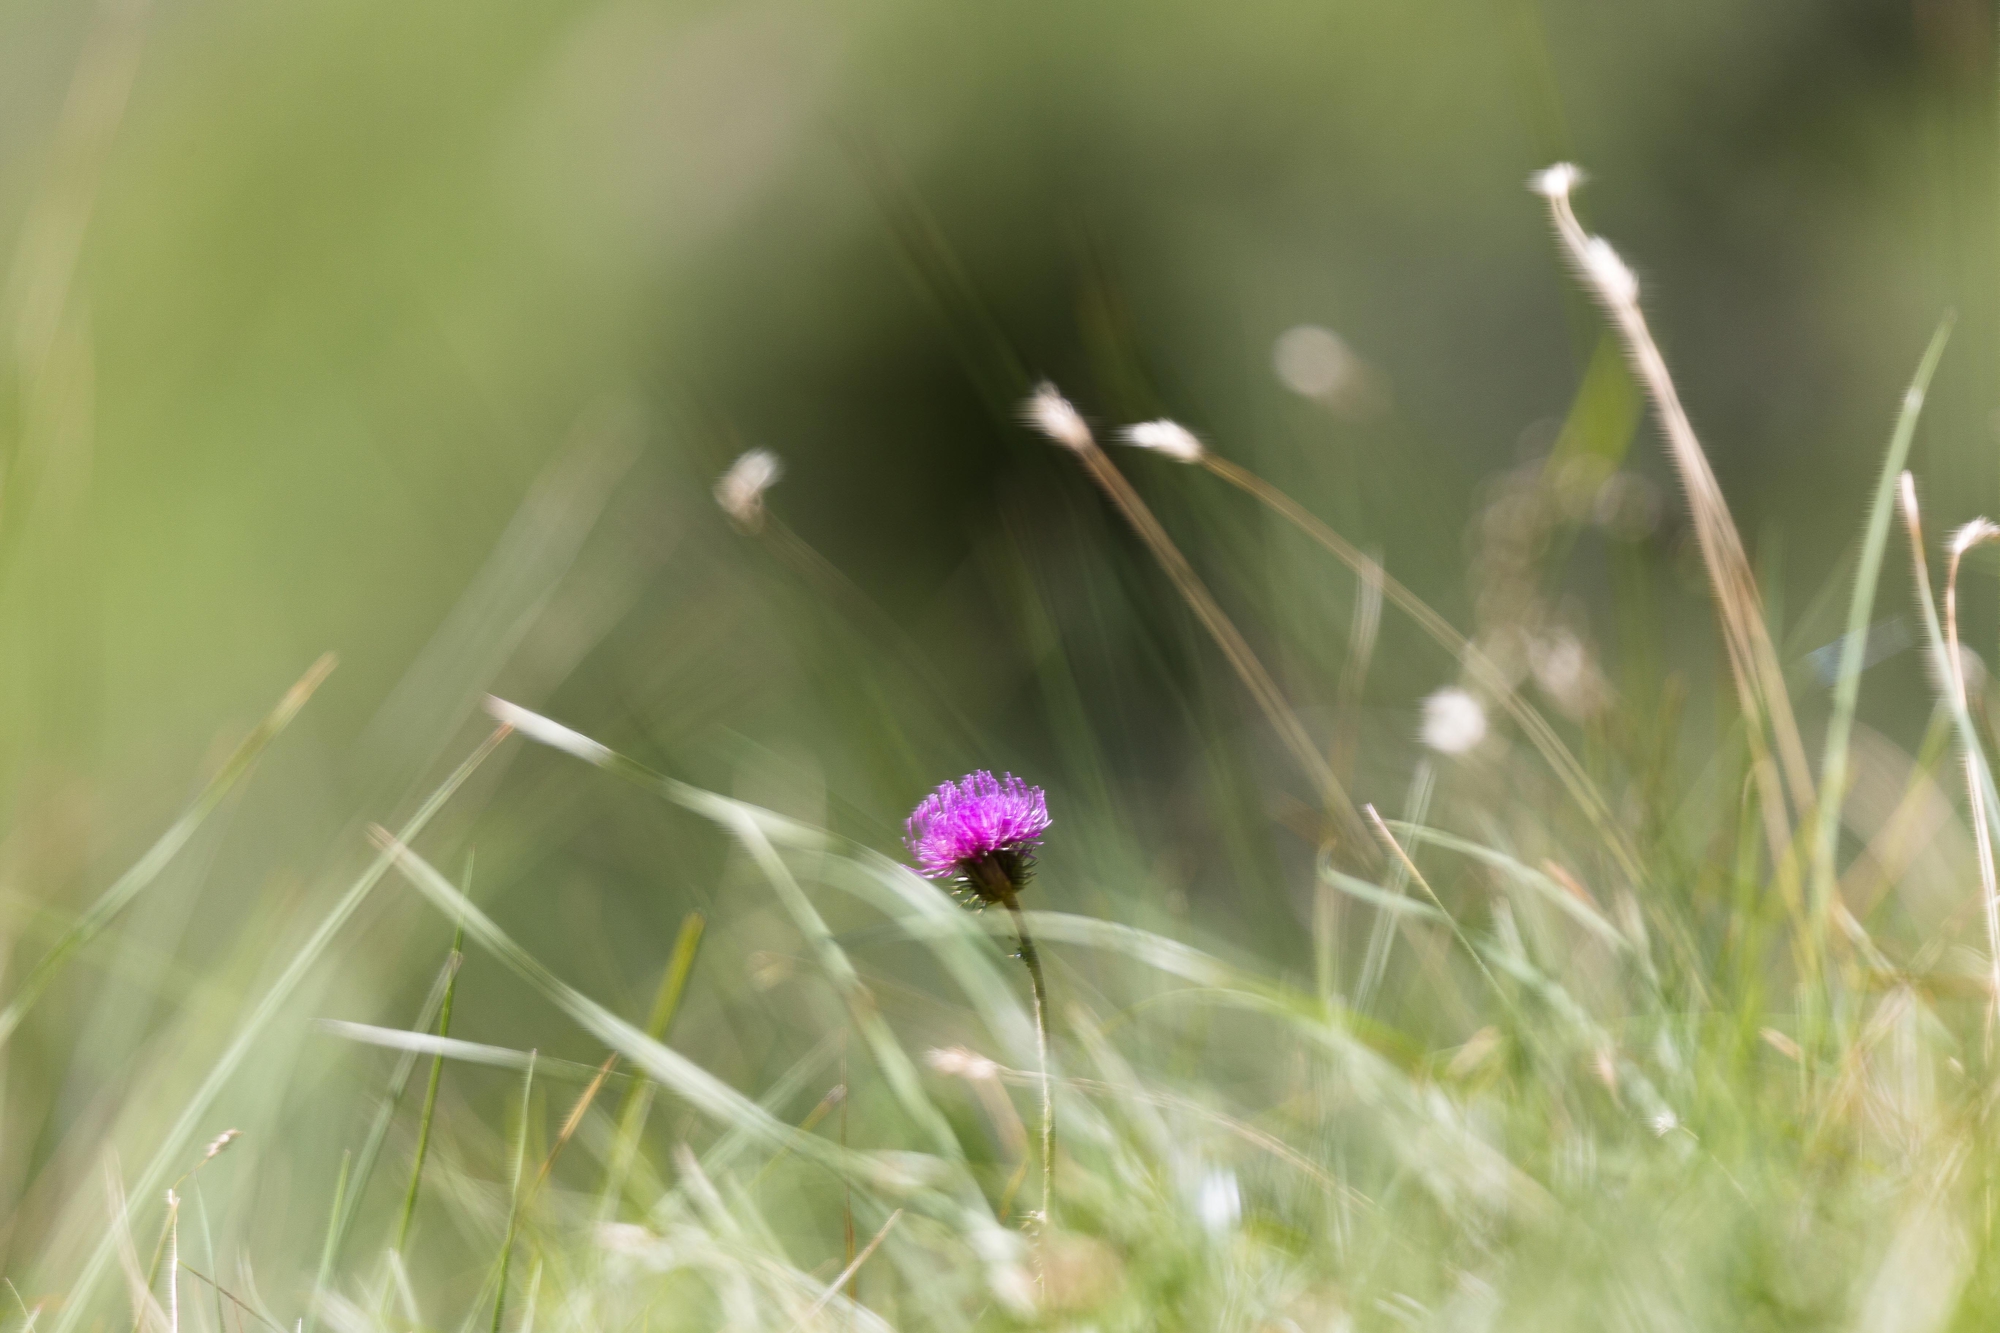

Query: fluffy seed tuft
[
  {"left": 1023, "top": 383, "right": 1094, "bottom": 452},
  {"left": 1120, "top": 419, "right": 1206, "bottom": 464},
  {"left": 714, "top": 449, "right": 783, "bottom": 532}
]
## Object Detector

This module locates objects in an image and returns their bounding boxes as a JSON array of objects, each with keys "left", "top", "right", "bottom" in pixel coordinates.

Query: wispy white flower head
[
  {"left": 1952, "top": 518, "right": 2000, "bottom": 558},
  {"left": 714, "top": 448, "right": 783, "bottom": 531},
  {"left": 1420, "top": 687, "right": 1488, "bottom": 755},
  {"left": 1530, "top": 163, "right": 1584, "bottom": 200},
  {"left": 1023, "top": 382, "right": 1093, "bottom": 452},
  {"left": 200, "top": 1128, "right": 242, "bottom": 1162},
  {"left": 1120, "top": 419, "right": 1205, "bottom": 464}
]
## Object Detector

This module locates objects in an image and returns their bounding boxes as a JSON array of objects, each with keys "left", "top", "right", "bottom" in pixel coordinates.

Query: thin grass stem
[
  {"left": 1537, "top": 166, "right": 1809, "bottom": 857},
  {"left": 1809, "top": 318, "right": 1952, "bottom": 965},
  {"left": 393, "top": 912, "right": 466, "bottom": 1255},
  {"left": 1045, "top": 417, "right": 1365, "bottom": 849},
  {"left": 490, "top": 1052, "right": 536, "bottom": 1333},
  {"left": 595, "top": 913, "right": 704, "bottom": 1223}
]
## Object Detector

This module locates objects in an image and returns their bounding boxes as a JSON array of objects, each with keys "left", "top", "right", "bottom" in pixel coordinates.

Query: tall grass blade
[
  {"left": 595, "top": 912, "right": 704, "bottom": 1222},
  {"left": 323, "top": 931, "right": 461, "bottom": 1273},
  {"left": 370, "top": 830, "right": 961, "bottom": 1204},
  {"left": 1809, "top": 318, "right": 1951, "bottom": 953},
  {"left": 488, "top": 1052, "right": 534, "bottom": 1333},
  {"left": 394, "top": 911, "right": 466, "bottom": 1255}
]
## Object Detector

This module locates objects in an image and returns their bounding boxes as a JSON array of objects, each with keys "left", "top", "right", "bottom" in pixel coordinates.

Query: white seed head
[
  {"left": 201, "top": 1128, "right": 242, "bottom": 1162},
  {"left": 714, "top": 448, "right": 783, "bottom": 532},
  {"left": 1951, "top": 518, "right": 2000, "bottom": 558},
  {"left": 1898, "top": 472, "right": 1921, "bottom": 532},
  {"left": 1023, "top": 382, "right": 1093, "bottom": 452},
  {"left": 1530, "top": 163, "right": 1584, "bottom": 200},
  {"left": 926, "top": 1045, "right": 999, "bottom": 1081},
  {"left": 1582, "top": 236, "right": 1639, "bottom": 307},
  {"left": 1420, "top": 687, "right": 1488, "bottom": 755},
  {"left": 1120, "top": 419, "right": 1205, "bottom": 464}
]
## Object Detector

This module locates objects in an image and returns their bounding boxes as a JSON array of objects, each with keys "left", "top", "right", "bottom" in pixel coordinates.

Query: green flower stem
[{"left": 994, "top": 883, "right": 1053, "bottom": 1227}]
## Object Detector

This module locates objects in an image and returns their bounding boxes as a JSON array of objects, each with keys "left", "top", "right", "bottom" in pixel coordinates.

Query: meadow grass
[{"left": 9, "top": 165, "right": 2000, "bottom": 1333}]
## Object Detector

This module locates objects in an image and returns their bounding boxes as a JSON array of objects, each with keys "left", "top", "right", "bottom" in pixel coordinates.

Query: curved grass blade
[
  {"left": 1810, "top": 318, "right": 1953, "bottom": 950},
  {"left": 479, "top": 698, "right": 968, "bottom": 1164},
  {"left": 370, "top": 828, "right": 966, "bottom": 1208}
]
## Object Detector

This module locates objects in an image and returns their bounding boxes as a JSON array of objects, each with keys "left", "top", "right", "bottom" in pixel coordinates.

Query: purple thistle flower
[{"left": 905, "top": 771, "right": 1050, "bottom": 903}]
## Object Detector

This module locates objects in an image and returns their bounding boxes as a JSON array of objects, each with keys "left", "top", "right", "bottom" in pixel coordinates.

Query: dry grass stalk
[
  {"left": 1943, "top": 511, "right": 2000, "bottom": 1023},
  {"left": 1900, "top": 476, "right": 2000, "bottom": 1033},
  {"left": 1025, "top": 385, "right": 1365, "bottom": 848},
  {"left": 1534, "top": 166, "right": 1812, "bottom": 851}
]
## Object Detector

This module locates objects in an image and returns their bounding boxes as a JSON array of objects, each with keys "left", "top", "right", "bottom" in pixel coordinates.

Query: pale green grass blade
[
  {"left": 395, "top": 911, "right": 465, "bottom": 1256},
  {"left": 817, "top": 853, "right": 1035, "bottom": 1063},
  {"left": 1810, "top": 318, "right": 1954, "bottom": 939},
  {"left": 595, "top": 912, "right": 704, "bottom": 1223},
  {"left": 479, "top": 699, "right": 966, "bottom": 1163},
  {"left": 1319, "top": 867, "right": 1451, "bottom": 924},
  {"left": 371, "top": 831, "right": 959, "bottom": 1204},
  {"left": 322, "top": 944, "right": 459, "bottom": 1274},
  {"left": 0, "top": 654, "right": 336, "bottom": 1050},
  {"left": 488, "top": 1052, "right": 534, "bottom": 1333},
  {"left": 315, "top": 1021, "right": 615, "bottom": 1083},
  {"left": 46, "top": 725, "right": 508, "bottom": 1333}
]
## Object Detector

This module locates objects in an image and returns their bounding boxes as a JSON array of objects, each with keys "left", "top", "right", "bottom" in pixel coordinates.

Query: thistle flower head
[
  {"left": 714, "top": 449, "right": 783, "bottom": 531},
  {"left": 1023, "top": 383, "right": 1094, "bottom": 452},
  {"left": 1120, "top": 419, "right": 1206, "bottom": 464},
  {"left": 905, "top": 770, "right": 1050, "bottom": 903}
]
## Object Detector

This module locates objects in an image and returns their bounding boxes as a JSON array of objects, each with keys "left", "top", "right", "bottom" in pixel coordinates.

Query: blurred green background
[{"left": 2, "top": 0, "right": 1996, "bottom": 1294}]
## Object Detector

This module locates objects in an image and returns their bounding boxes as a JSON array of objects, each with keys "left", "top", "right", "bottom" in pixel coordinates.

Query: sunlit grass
[{"left": 8, "top": 126, "right": 2000, "bottom": 1333}]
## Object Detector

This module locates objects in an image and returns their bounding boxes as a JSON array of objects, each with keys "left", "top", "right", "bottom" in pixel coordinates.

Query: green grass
[
  {"left": 5, "top": 11, "right": 2000, "bottom": 1324},
  {"left": 16, "top": 297, "right": 2000, "bottom": 1327}
]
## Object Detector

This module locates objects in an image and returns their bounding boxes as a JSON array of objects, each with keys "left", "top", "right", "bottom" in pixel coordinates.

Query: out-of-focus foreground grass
[{"left": 5, "top": 0, "right": 2000, "bottom": 1328}]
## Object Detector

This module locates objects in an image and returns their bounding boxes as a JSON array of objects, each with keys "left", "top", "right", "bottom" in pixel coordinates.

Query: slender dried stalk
[
  {"left": 1535, "top": 166, "right": 1810, "bottom": 859},
  {"left": 1900, "top": 476, "right": 2000, "bottom": 1036},
  {"left": 1028, "top": 387, "right": 1365, "bottom": 848},
  {"left": 1946, "top": 516, "right": 2000, "bottom": 1025}
]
